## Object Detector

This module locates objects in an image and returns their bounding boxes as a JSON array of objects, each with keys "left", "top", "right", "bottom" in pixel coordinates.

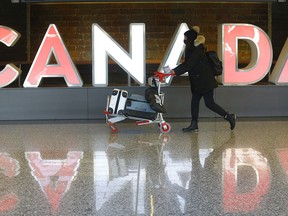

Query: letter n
[
  {"left": 92, "top": 23, "right": 145, "bottom": 86},
  {"left": 269, "top": 38, "right": 288, "bottom": 84}
]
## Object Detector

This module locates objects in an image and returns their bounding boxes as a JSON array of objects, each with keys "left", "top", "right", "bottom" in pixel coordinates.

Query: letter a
[
  {"left": 269, "top": 38, "right": 288, "bottom": 84},
  {"left": 23, "top": 24, "right": 83, "bottom": 87}
]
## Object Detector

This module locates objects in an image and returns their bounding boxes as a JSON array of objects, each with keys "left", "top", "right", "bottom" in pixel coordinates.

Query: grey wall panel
[
  {"left": 215, "top": 85, "right": 288, "bottom": 117},
  {"left": 161, "top": 86, "right": 215, "bottom": 118},
  {"left": 0, "top": 88, "right": 88, "bottom": 120},
  {"left": 87, "top": 88, "right": 109, "bottom": 119},
  {"left": 1, "top": 85, "right": 288, "bottom": 121}
]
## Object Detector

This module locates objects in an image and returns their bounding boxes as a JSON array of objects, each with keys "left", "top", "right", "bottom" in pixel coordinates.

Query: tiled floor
[{"left": 0, "top": 118, "right": 288, "bottom": 216}]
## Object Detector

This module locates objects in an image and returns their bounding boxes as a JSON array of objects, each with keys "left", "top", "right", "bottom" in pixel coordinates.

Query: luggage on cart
[
  {"left": 145, "top": 87, "right": 166, "bottom": 113},
  {"left": 124, "top": 94, "right": 157, "bottom": 120},
  {"left": 108, "top": 89, "right": 128, "bottom": 115},
  {"left": 105, "top": 71, "right": 175, "bottom": 133}
]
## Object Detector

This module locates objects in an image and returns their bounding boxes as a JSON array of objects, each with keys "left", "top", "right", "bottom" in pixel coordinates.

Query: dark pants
[{"left": 191, "top": 90, "right": 227, "bottom": 121}]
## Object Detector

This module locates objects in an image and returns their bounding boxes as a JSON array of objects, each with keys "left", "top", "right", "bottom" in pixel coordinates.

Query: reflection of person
[
  {"left": 170, "top": 26, "right": 236, "bottom": 132},
  {"left": 172, "top": 132, "right": 235, "bottom": 215},
  {"left": 141, "top": 136, "right": 182, "bottom": 215}
]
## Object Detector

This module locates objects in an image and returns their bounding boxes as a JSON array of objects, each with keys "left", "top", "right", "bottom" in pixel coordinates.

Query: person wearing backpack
[{"left": 170, "top": 26, "right": 236, "bottom": 132}]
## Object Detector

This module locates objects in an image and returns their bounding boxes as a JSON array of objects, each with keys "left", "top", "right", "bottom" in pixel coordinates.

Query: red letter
[
  {"left": 23, "top": 24, "right": 83, "bottom": 87},
  {"left": 0, "top": 26, "right": 21, "bottom": 88},
  {"left": 269, "top": 38, "right": 288, "bottom": 84},
  {"left": 221, "top": 24, "right": 272, "bottom": 85}
]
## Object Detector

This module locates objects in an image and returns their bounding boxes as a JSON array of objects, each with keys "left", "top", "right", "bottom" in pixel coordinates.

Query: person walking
[{"left": 170, "top": 26, "right": 236, "bottom": 132}]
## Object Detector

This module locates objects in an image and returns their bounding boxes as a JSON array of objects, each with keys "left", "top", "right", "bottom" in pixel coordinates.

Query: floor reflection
[
  {"left": 0, "top": 119, "right": 288, "bottom": 215},
  {"left": 26, "top": 151, "right": 83, "bottom": 213}
]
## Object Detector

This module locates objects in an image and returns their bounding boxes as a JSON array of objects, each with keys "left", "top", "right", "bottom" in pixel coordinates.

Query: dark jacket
[{"left": 173, "top": 36, "right": 218, "bottom": 94}]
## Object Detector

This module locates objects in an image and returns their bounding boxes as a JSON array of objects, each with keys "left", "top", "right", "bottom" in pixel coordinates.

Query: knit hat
[{"left": 184, "top": 26, "right": 200, "bottom": 41}]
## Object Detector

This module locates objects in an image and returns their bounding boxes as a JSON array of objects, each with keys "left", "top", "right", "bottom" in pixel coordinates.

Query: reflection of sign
[
  {"left": 0, "top": 23, "right": 287, "bottom": 87},
  {"left": 0, "top": 194, "right": 18, "bottom": 212},
  {"left": 0, "top": 152, "right": 20, "bottom": 177},
  {"left": 276, "top": 149, "right": 288, "bottom": 177},
  {"left": 0, "top": 153, "right": 20, "bottom": 212},
  {"left": 1, "top": 146, "right": 288, "bottom": 214},
  {"left": 25, "top": 151, "right": 83, "bottom": 213},
  {"left": 223, "top": 148, "right": 270, "bottom": 213}
]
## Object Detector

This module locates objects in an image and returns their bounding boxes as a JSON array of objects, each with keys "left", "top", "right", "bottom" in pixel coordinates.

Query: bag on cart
[
  {"left": 108, "top": 89, "right": 128, "bottom": 115},
  {"left": 124, "top": 94, "right": 157, "bottom": 120},
  {"left": 145, "top": 87, "right": 166, "bottom": 113}
]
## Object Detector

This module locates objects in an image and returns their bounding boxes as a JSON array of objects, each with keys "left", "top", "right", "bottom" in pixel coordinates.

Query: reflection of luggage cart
[{"left": 104, "top": 71, "right": 175, "bottom": 133}]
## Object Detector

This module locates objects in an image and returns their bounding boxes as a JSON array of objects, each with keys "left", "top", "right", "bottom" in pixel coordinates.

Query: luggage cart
[{"left": 104, "top": 71, "right": 175, "bottom": 133}]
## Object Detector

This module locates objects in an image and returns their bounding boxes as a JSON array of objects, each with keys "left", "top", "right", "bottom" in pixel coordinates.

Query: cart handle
[{"left": 154, "top": 71, "right": 175, "bottom": 82}]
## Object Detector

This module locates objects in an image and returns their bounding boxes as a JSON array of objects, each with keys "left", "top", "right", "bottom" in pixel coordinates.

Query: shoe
[
  {"left": 225, "top": 113, "right": 236, "bottom": 130},
  {"left": 182, "top": 121, "right": 198, "bottom": 132}
]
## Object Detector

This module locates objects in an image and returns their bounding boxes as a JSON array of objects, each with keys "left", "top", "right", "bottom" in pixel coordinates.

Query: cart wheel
[{"left": 160, "top": 122, "right": 171, "bottom": 133}]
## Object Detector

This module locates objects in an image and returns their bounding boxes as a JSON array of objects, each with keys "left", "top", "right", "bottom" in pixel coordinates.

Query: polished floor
[{"left": 0, "top": 118, "right": 288, "bottom": 216}]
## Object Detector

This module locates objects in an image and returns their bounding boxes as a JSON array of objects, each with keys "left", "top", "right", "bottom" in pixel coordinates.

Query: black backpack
[{"left": 205, "top": 51, "right": 223, "bottom": 76}]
